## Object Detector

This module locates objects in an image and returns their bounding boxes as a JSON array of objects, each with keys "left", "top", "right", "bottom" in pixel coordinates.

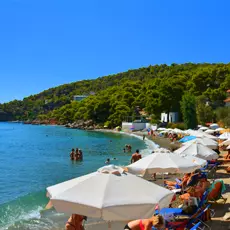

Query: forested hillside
[{"left": 0, "top": 63, "right": 230, "bottom": 127}]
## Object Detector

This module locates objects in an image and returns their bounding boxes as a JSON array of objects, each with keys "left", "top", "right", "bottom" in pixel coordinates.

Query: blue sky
[{"left": 0, "top": 0, "right": 230, "bottom": 103}]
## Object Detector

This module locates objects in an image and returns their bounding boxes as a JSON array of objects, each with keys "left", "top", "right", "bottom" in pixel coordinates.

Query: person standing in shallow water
[
  {"left": 75, "top": 148, "right": 79, "bottom": 160},
  {"left": 70, "top": 149, "right": 75, "bottom": 160},
  {"left": 131, "top": 149, "right": 142, "bottom": 163},
  {"left": 143, "top": 134, "right": 146, "bottom": 141},
  {"left": 78, "top": 149, "right": 83, "bottom": 161}
]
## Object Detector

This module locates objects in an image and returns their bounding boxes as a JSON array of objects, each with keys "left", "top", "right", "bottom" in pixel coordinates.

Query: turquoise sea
[{"left": 0, "top": 122, "right": 156, "bottom": 230}]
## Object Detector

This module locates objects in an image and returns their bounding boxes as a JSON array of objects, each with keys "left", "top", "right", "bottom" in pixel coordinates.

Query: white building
[
  {"left": 122, "top": 122, "right": 157, "bottom": 131},
  {"left": 161, "top": 112, "right": 179, "bottom": 123}
]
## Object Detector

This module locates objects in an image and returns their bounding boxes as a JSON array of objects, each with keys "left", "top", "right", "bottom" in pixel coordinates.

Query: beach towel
[{"left": 208, "top": 180, "right": 226, "bottom": 200}]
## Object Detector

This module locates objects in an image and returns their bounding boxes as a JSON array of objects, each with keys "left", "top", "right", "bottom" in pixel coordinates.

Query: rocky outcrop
[{"left": 65, "top": 120, "right": 102, "bottom": 130}]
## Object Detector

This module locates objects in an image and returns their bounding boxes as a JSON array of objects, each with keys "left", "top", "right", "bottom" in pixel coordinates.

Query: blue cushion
[{"left": 159, "top": 208, "right": 183, "bottom": 215}]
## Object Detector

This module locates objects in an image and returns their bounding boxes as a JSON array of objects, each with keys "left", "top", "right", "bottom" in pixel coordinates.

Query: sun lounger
[
  {"left": 208, "top": 179, "right": 226, "bottom": 204},
  {"left": 156, "top": 190, "right": 209, "bottom": 217},
  {"left": 165, "top": 204, "right": 211, "bottom": 230},
  {"left": 189, "top": 221, "right": 201, "bottom": 230}
]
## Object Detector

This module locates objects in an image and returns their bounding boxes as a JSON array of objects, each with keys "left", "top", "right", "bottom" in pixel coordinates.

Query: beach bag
[{"left": 182, "top": 205, "right": 197, "bottom": 215}]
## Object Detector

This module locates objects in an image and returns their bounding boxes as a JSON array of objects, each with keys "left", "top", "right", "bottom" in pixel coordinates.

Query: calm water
[{"left": 0, "top": 122, "right": 155, "bottom": 230}]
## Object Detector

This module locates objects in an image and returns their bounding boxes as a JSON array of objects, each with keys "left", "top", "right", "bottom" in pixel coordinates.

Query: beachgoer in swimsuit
[
  {"left": 131, "top": 149, "right": 142, "bottom": 163},
  {"left": 70, "top": 149, "right": 75, "bottom": 160},
  {"left": 78, "top": 149, "right": 83, "bottom": 161},
  {"left": 65, "top": 214, "right": 87, "bottom": 230},
  {"left": 105, "top": 158, "right": 110, "bottom": 164},
  {"left": 124, "top": 215, "right": 164, "bottom": 230},
  {"left": 165, "top": 173, "right": 191, "bottom": 189},
  {"left": 128, "top": 145, "right": 132, "bottom": 152},
  {"left": 75, "top": 148, "right": 79, "bottom": 160}
]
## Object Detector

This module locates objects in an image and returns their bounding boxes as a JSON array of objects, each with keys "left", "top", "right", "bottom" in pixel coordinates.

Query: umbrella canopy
[
  {"left": 219, "top": 132, "right": 230, "bottom": 140},
  {"left": 126, "top": 151, "right": 201, "bottom": 175},
  {"left": 199, "top": 127, "right": 208, "bottom": 131},
  {"left": 215, "top": 128, "right": 225, "bottom": 132},
  {"left": 210, "top": 123, "right": 219, "bottom": 129},
  {"left": 180, "top": 154, "right": 207, "bottom": 167},
  {"left": 179, "top": 136, "right": 196, "bottom": 143},
  {"left": 174, "top": 142, "right": 218, "bottom": 160},
  {"left": 173, "top": 128, "right": 185, "bottom": 134},
  {"left": 47, "top": 165, "right": 174, "bottom": 221},
  {"left": 157, "top": 128, "right": 166, "bottom": 131},
  {"left": 204, "top": 129, "right": 215, "bottom": 134},
  {"left": 221, "top": 139, "right": 230, "bottom": 146},
  {"left": 186, "top": 130, "right": 218, "bottom": 140},
  {"left": 183, "top": 137, "right": 218, "bottom": 149}
]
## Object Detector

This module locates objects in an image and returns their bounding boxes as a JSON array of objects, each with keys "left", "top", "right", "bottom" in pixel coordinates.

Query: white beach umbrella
[
  {"left": 183, "top": 137, "right": 218, "bottom": 149},
  {"left": 179, "top": 154, "right": 207, "bottom": 167},
  {"left": 199, "top": 127, "right": 208, "bottom": 131},
  {"left": 47, "top": 165, "right": 173, "bottom": 221},
  {"left": 210, "top": 123, "right": 219, "bottom": 130},
  {"left": 126, "top": 151, "right": 201, "bottom": 176},
  {"left": 153, "top": 148, "right": 206, "bottom": 167},
  {"left": 175, "top": 142, "right": 218, "bottom": 160},
  {"left": 173, "top": 128, "right": 185, "bottom": 134},
  {"left": 186, "top": 130, "right": 218, "bottom": 140},
  {"left": 157, "top": 128, "right": 166, "bottom": 131},
  {"left": 221, "top": 139, "right": 230, "bottom": 146},
  {"left": 215, "top": 128, "right": 225, "bottom": 132},
  {"left": 219, "top": 132, "right": 230, "bottom": 140},
  {"left": 204, "top": 129, "right": 215, "bottom": 134}
]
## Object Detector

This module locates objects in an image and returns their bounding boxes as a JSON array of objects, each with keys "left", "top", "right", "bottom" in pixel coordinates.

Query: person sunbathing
[
  {"left": 164, "top": 173, "right": 191, "bottom": 189},
  {"left": 124, "top": 215, "right": 164, "bottom": 230},
  {"left": 225, "top": 149, "right": 230, "bottom": 159},
  {"left": 180, "top": 180, "right": 211, "bottom": 200}
]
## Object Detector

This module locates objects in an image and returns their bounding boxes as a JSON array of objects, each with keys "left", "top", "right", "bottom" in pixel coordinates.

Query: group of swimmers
[
  {"left": 70, "top": 148, "right": 83, "bottom": 161},
  {"left": 123, "top": 144, "right": 132, "bottom": 152}
]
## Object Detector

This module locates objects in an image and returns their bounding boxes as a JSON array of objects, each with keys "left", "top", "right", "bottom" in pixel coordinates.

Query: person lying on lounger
[
  {"left": 124, "top": 215, "right": 164, "bottom": 230},
  {"left": 164, "top": 173, "right": 191, "bottom": 189}
]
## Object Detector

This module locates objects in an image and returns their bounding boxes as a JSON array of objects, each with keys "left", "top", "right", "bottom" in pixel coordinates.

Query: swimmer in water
[
  {"left": 105, "top": 158, "right": 110, "bottom": 164},
  {"left": 70, "top": 148, "right": 75, "bottom": 160},
  {"left": 78, "top": 149, "right": 83, "bottom": 161}
]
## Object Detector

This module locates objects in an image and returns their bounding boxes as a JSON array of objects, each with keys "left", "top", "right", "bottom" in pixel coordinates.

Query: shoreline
[{"left": 93, "top": 129, "right": 159, "bottom": 153}]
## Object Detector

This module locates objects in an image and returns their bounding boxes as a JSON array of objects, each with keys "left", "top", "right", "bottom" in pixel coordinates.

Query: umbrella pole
[{"left": 108, "top": 221, "right": 111, "bottom": 230}]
